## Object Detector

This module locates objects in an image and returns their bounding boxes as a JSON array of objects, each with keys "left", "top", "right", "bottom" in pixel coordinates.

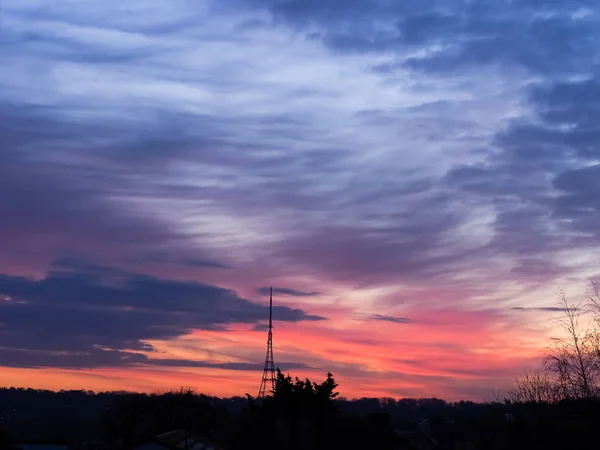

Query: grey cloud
[
  {"left": 446, "top": 77, "right": 600, "bottom": 277},
  {"left": 272, "top": 194, "right": 477, "bottom": 286},
  {"left": 553, "top": 165, "right": 600, "bottom": 237},
  {"left": 0, "top": 8, "right": 505, "bottom": 296},
  {"left": 229, "top": 3, "right": 600, "bottom": 288},
  {"left": 0, "top": 83, "right": 466, "bottom": 293},
  {"left": 256, "top": 287, "right": 319, "bottom": 297},
  {"left": 2, "top": 0, "right": 599, "bottom": 361},
  {"left": 531, "top": 79, "right": 600, "bottom": 128},
  {"left": 0, "top": 346, "right": 149, "bottom": 370},
  {"left": 0, "top": 258, "right": 327, "bottom": 321},
  {"left": 257, "top": 1, "right": 599, "bottom": 77},
  {"left": 0, "top": 73, "right": 484, "bottom": 293},
  {"left": 510, "top": 258, "right": 568, "bottom": 281},
  {"left": 122, "top": 252, "right": 230, "bottom": 269},
  {"left": 51, "top": 256, "right": 129, "bottom": 277},
  {"left": 0, "top": 260, "right": 326, "bottom": 369},
  {"left": 370, "top": 314, "right": 413, "bottom": 324},
  {"left": 269, "top": 0, "right": 380, "bottom": 25},
  {"left": 554, "top": 165, "right": 600, "bottom": 203},
  {"left": 142, "top": 358, "right": 311, "bottom": 372},
  {"left": 0, "top": 345, "right": 312, "bottom": 371},
  {"left": 511, "top": 307, "right": 563, "bottom": 312},
  {"left": 0, "top": 104, "right": 196, "bottom": 265},
  {"left": 0, "top": 162, "right": 179, "bottom": 251},
  {"left": 179, "top": 258, "right": 231, "bottom": 269}
]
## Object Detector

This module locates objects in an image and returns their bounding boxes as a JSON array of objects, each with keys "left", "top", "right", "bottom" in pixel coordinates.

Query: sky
[{"left": 1, "top": 0, "right": 599, "bottom": 401}]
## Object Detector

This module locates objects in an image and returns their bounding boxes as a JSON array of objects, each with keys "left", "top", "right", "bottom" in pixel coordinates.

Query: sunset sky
[{"left": 1, "top": 0, "right": 600, "bottom": 401}]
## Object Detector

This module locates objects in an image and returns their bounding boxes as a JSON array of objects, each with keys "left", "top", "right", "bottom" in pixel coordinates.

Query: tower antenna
[{"left": 258, "top": 287, "right": 276, "bottom": 397}]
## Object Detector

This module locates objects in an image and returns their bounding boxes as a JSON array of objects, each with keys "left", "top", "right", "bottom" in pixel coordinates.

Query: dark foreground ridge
[{"left": 1, "top": 370, "right": 599, "bottom": 450}]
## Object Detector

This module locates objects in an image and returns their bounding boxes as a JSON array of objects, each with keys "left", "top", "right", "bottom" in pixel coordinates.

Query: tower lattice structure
[{"left": 258, "top": 287, "right": 276, "bottom": 398}]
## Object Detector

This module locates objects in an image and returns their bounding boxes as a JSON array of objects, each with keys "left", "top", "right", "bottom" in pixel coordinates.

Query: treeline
[
  {"left": 0, "top": 382, "right": 447, "bottom": 446},
  {"left": 0, "top": 374, "right": 493, "bottom": 449},
  {"left": 3, "top": 376, "right": 599, "bottom": 449}
]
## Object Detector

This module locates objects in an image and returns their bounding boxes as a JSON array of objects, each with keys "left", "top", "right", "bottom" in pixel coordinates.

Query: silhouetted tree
[
  {"left": 236, "top": 370, "right": 342, "bottom": 450},
  {"left": 512, "top": 283, "right": 600, "bottom": 402},
  {"left": 508, "top": 370, "right": 561, "bottom": 403},
  {"left": 545, "top": 289, "right": 598, "bottom": 399}
]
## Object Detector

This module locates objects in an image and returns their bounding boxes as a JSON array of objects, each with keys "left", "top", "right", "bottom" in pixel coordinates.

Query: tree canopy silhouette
[
  {"left": 236, "top": 370, "right": 341, "bottom": 450},
  {"left": 268, "top": 369, "right": 339, "bottom": 416}
]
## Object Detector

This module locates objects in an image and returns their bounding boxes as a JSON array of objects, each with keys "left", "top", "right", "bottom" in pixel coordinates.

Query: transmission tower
[{"left": 258, "top": 287, "right": 276, "bottom": 398}]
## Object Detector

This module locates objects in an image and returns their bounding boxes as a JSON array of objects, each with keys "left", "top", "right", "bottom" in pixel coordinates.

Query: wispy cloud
[
  {"left": 179, "top": 258, "right": 231, "bottom": 269},
  {"left": 511, "top": 307, "right": 564, "bottom": 313},
  {"left": 370, "top": 314, "right": 413, "bottom": 324},
  {"left": 257, "top": 287, "right": 319, "bottom": 297}
]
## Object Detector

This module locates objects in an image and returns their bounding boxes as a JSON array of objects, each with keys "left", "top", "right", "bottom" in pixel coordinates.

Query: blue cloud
[{"left": 0, "top": 259, "right": 325, "bottom": 369}]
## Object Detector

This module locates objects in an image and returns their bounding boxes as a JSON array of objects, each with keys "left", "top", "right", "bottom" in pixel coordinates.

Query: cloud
[
  {"left": 553, "top": 165, "right": 600, "bottom": 237},
  {"left": 511, "top": 307, "right": 564, "bottom": 313},
  {"left": 252, "top": 1, "right": 600, "bottom": 291},
  {"left": 256, "top": 287, "right": 319, "bottom": 297},
  {"left": 0, "top": 345, "right": 312, "bottom": 371},
  {"left": 178, "top": 258, "right": 231, "bottom": 269},
  {"left": 262, "top": 1, "right": 597, "bottom": 77},
  {"left": 370, "top": 314, "right": 413, "bottom": 324},
  {"left": 272, "top": 208, "right": 476, "bottom": 286},
  {"left": 0, "top": 0, "right": 548, "bottom": 290},
  {"left": 0, "top": 259, "right": 325, "bottom": 369},
  {"left": 142, "top": 358, "right": 311, "bottom": 372},
  {"left": 121, "top": 252, "right": 231, "bottom": 270},
  {"left": 447, "top": 78, "right": 600, "bottom": 272},
  {"left": 0, "top": 103, "right": 197, "bottom": 270},
  {"left": 510, "top": 306, "right": 564, "bottom": 312},
  {"left": 0, "top": 347, "right": 149, "bottom": 370}
]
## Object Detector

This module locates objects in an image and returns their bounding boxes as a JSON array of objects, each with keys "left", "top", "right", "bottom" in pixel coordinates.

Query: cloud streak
[
  {"left": 510, "top": 307, "right": 565, "bottom": 313},
  {"left": 257, "top": 287, "right": 319, "bottom": 297},
  {"left": 370, "top": 314, "right": 413, "bottom": 324}
]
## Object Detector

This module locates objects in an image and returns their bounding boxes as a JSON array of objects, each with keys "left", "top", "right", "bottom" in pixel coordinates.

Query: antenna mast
[{"left": 258, "top": 287, "right": 276, "bottom": 397}]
